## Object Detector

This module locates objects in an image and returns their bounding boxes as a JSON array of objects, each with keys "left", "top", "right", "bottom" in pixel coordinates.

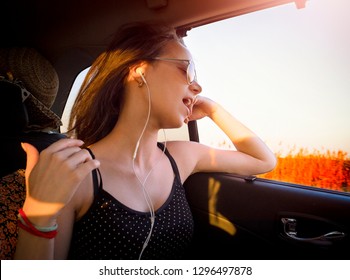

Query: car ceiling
[{"left": 2, "top": 0, "right": 303, "bottom": 117}]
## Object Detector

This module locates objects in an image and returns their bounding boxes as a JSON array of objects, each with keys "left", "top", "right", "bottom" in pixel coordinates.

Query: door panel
[{"left": 183, "top": 172, "right": 350, "bottom": 259}]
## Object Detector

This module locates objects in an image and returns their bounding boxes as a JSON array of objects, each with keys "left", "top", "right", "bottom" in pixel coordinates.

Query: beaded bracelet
[{"left": 17, "top": 208, "right": 58, "bottom": 239}]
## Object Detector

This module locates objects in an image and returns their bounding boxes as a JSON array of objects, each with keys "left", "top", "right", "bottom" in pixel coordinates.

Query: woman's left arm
[{"left": 188, "top": 96, "right": 277, "bottom": 175}]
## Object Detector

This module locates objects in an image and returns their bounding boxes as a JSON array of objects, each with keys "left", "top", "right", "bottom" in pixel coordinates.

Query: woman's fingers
[{"left": 23, "top": 138, "right": 100, "bottom": 213}]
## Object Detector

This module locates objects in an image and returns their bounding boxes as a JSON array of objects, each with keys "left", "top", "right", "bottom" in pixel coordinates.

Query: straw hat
[{"left": 0, "top": 47, "right": 62, "bottom": 131}]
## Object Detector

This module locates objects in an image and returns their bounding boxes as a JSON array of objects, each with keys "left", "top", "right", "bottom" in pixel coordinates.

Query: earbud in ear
[{"left": 138, "top": 70, "right": 147, "bottom": 84}]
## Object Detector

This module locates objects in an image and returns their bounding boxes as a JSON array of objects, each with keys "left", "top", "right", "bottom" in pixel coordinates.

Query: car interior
[{"left": 1, "top": 0, "right": 349, "bottom": 260}]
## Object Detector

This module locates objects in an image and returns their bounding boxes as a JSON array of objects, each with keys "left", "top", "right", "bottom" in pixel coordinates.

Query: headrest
[{"left": 0, "top": 131, "right": 67, "bottom": 177}]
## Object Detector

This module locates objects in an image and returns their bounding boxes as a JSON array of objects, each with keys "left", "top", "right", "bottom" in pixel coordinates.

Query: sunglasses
[{"left": 153, "top": 57, "right": 197, "bottom": 85}]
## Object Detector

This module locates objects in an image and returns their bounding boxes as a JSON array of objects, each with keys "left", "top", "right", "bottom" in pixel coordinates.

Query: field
[
  {"left": 215, "top": 140, "right": 350, "bottom": 192},
  {"left": 259, "top": 148, "right": 350, "bottom": 192}
]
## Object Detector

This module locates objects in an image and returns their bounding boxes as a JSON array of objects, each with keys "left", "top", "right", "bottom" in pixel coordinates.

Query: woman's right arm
[{"left": 14, "top": 139, "right": 100, "bottom": 259}]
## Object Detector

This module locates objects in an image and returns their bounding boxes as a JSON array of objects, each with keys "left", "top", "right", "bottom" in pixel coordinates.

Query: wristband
[{"left": 18, "top": 208, "right": 58, "bottom": 239}]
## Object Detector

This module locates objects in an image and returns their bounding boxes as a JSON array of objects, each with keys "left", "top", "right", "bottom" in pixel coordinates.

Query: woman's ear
[
  {"left": 129, "top": 63, "right": 148, "bottom": 87},
  {"left": 129, "top": 63, "right": 147, "bottom": 80}
]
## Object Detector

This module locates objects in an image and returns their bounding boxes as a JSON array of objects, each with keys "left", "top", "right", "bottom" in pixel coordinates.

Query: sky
[
  {"left": 183, "top": 0, "right": 350, "bottom": 156},
  {"left": 63, "top": 0, "right": 350, "bottom": 157}
]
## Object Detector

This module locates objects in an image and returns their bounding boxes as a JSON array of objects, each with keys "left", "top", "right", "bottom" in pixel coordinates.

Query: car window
[
  {"left": 184, "top": 0, "right": 350, "bottom": 193},
  {"left": 61, "top": 68, "right": 89, "bottom": 133}
]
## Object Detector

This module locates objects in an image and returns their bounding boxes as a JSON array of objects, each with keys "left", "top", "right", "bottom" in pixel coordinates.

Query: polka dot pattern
[{"left": 68, "top": 145, "right": 194, "bottom": 260}]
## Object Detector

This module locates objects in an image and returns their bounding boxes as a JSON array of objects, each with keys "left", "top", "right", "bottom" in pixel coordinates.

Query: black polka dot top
[{"left": 68, "top": 143, "right": 194, "bottom": 260}]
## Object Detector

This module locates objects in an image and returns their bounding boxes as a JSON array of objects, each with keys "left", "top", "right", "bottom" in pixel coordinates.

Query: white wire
[{"left": 132, "top": 79, "right": 167, "bottom": 259}]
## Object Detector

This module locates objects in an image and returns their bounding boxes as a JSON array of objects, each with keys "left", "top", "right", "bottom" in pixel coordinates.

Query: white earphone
[{"left": 138, "top": 70, "right": 147, "bottom": 84}]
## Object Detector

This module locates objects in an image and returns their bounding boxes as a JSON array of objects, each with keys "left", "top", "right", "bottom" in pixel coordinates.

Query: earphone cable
[{"left": 132, "top": 78, "right": 167, "bottom": 259}]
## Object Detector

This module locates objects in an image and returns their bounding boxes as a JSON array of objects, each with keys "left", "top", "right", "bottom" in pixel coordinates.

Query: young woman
[{"left": 15, "top": 23, "right": 276, "bottom": 259}]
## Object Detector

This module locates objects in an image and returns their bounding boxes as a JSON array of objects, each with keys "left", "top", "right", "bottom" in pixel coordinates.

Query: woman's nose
[{"left": 190, "top": 81, "right": 202, "bottom": 95}]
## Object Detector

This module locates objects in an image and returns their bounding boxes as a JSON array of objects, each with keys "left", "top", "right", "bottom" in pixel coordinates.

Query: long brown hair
[{"left": 68, "top": 22, "right": 180, "bottom": 146}]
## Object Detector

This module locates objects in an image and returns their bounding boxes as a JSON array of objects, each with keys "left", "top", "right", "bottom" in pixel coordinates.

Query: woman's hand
[
  {"left": 186, "top": 96, "right": 218, "bottom": 123},
  {"left": 21, "top": 138, "right": 100, "bottom": 226}
]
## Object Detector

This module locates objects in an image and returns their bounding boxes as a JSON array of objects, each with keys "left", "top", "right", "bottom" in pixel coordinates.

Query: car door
[{"left": 184, "top": 170, "right": 350, "bottom": 259}]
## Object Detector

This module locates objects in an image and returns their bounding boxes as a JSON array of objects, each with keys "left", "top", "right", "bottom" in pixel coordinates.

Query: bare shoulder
[
  {"left": 166, "top": 140, "right": 205, "bottom": 153},
  {"left": 164, "top": 141, "right": 210, "bottom": 183}
]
